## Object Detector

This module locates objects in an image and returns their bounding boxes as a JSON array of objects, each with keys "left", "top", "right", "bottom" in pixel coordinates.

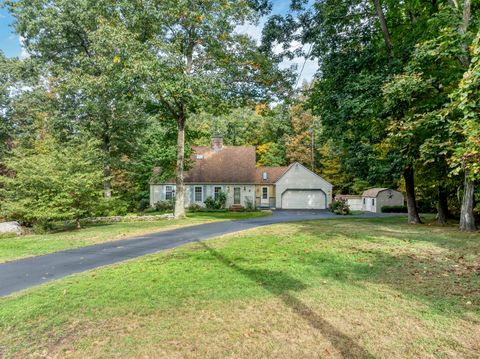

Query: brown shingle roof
[
  {"left": 255, "top": 166, "right": 291, "bottom": 184},
  {"left": 362, "top": 188, "right": 389, "bottom": 197},
  {"left": 180, "top": 145, "right": 257, "bottom": 183}
]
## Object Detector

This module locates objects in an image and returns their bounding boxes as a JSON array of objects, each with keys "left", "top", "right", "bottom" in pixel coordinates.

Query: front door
[
  {"left": 261, "top": 187, "right": 269, "bottom": 206},
  {"left": 234, "top": 187, "right": 241, "bottom": 205}
]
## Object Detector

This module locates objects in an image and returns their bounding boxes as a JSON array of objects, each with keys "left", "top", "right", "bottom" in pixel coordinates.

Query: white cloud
[
  {"left": 236, "top": 23, "right": 318, "bottom": 88},
  {"left": 235, "top": 22, "right": 263, "bottom": 45}
]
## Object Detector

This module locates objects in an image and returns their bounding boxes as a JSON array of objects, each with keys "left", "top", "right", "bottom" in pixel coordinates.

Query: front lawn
[
  {"left": 0, "top": 217, "right": 479, "bottom": 358},
  {"left": 0, "top": 211, "right": 270, "bottom": 263}
]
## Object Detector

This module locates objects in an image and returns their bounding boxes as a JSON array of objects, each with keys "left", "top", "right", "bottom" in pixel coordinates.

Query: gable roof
[
  {"left": 255, "top": 166, "right": 292, "bottom": 184},
  {"left": 276, "top": 162, "right": 334, "bottom": 188},
  {"left": 181, "top": 145, "right": 257, "bottom": 183},
  {"left": 362, "top": 188, "right": 389, "bottom": 198}
]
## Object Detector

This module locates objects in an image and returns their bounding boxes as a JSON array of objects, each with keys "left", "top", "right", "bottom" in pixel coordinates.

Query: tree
[
  {"left": 285, "top": 103, "right": 319, "bottom": 171},
  {"left": 265, "top": 0, "right": 479, "bottom": 226},
  {"left": 8, "top": 0, "right": 148, "bottom": 199},
  {"left": 124, "top": 1, "right": 290, "bottom": 218},
  {"left": 0, "top": 137, "right": 105, "bottom": 229},
  {"left": 448, "top": 30, "right": 480, "bottom": 231}
]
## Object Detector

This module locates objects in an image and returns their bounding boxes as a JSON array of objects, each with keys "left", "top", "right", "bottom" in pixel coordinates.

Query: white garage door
[{"left": 281, "top": 190, "right": 326, "bottom": 209}]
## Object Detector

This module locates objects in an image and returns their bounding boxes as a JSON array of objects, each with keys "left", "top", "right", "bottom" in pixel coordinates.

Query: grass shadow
[
  {"left": 199, "top": 241, "right": 376, "bottom": 359},
  {"left": 294, "top": 220, "right": 480, "bottom": 318}
]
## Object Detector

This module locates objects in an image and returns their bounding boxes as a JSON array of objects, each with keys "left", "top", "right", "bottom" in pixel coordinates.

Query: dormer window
[
  {"left": 262, "top": 171, "right": 268, "bottom": 181},
  {"left": 196, "top": 154, "right": 204, "bottom": 160}
]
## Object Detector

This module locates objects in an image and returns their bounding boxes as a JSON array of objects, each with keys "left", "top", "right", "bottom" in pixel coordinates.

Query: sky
[{"left": 0, "top": 1, "right": 317, "bottom": 85}]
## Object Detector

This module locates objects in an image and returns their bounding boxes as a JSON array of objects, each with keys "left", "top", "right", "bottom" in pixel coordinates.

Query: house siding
[
  {"left": 275, "top": 163, "right": 333, "bottom": 209},
  {"left": 255, "top": 185, "right": 276, "bottom": 208},
  {"left": 361, "top": 190, "right": 404, "bottom": 213}
]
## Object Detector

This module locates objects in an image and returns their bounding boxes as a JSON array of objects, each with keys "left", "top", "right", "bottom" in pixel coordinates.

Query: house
[
  {"left": 361, "top": 188, "right": 404, "bottom": 213},
  {"left": 150, "top": 137, "right": 333, "bottom": 210}
]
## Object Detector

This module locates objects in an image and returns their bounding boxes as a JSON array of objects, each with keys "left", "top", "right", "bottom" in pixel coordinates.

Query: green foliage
[
  {"left": 154, "top": 200, "right": 175, "bottom": 213},
  {"left": 381, "top": 205, "right": 408, "bottom": 213},
  {"left": 448, "top": 31, "right": 480, "bottom": 180},
  {"left": 204, "top": 192, "right": 227, "bottom": 210},
  {"left": 0, "top": 137, "right": 105, "bottom": 227},
  {"left": 244, "top": 196, "right": 255, "bottom": 211},
  {"left": 329, "top": 199, "right": 351, "bottom": 215}
]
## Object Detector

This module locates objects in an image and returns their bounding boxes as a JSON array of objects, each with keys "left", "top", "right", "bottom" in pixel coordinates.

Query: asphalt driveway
[{"left": 0, "top": 210, "right": 397, "bottom": 297}]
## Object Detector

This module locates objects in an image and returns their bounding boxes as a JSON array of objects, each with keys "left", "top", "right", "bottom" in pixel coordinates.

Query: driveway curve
[{"left": 0, "top": 210, "right": 399, "bottom": 297}]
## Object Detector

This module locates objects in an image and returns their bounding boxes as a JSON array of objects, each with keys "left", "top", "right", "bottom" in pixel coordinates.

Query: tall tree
[
  {"left": 449, "top": 30, "right": 480, "bottom": 231},
  {"left": 7, "top": 0, "right": 147, "bottom": 198},
  {"left": 126, "top": 0, "right": 290, "bottom": 218}
]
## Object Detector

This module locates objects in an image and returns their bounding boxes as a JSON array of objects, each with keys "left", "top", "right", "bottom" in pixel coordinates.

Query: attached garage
[
  {"left": 275, "top": 163, "right": 334, "bottom": 210},
  {"left": 281, "top": 189, "right": 326, "bottom": 209}
]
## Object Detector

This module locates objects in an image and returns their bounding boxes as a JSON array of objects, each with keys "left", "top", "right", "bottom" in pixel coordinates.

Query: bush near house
[
  {"left": 382, "top": 205, "right": 408, "bottom": 213},
  {"left": 204, "top": 192, "right": 227, "bottom": 210},
  {"left": 329, "top": 199, "right": 351, "bottom": 215}
]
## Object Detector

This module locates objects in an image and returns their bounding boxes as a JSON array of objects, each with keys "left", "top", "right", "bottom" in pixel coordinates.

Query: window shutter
[
  {"left": 190, "top": 186, "right": 195, "bottom": 203},
  {"left": 203, "top": 185, "right": 207, "bottom": 202}
]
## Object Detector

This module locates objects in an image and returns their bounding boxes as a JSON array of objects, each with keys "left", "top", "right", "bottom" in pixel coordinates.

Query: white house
[{"left": 150, "top": 137, "right": 334, "bottom": 210}]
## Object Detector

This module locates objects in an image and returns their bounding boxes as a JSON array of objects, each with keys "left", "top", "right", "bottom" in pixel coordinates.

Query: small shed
[
  {"left": 334, "top": 195, "right": 363, "bottom": 211},
  {"left": 361, "top": 188, "right": 404, "bottom": 213}
]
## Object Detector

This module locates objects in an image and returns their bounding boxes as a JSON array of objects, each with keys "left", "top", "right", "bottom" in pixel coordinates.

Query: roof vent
[
  {"left": 262, "top": 171, "right": 268, "bottom": 181},
  {"left": 196, "top": 154, "right": 204, "bottom": 160}
]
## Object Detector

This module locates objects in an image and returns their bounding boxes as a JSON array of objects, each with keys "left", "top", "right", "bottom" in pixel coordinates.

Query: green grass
[
  {"left": 0, "top": 217, "right": 479, "bottom": 358},
  {"left": 0, "top": 211, "right": 270, "bottom": 263}
]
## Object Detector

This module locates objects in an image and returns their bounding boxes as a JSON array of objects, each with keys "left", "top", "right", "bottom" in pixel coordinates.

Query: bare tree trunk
[
  {"left": 459, "top": 170, "right": 476, "bottom": 231},
  {"left": 437, "top": 185, "right": 449, "bottom": 225},
  {"left": 404, "top": 166, "right": 422, "bottom": 224},
  {"left": 373, "top": 0, "right": 394, "bottom": 57},
  {"left": 174, "top": 116, "right": 186, "bottom": 219}
]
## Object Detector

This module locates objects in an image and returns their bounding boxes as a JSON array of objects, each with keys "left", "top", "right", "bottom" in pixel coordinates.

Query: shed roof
[{"left": 362, "top": 188, "right": 389, "bottom": 198}]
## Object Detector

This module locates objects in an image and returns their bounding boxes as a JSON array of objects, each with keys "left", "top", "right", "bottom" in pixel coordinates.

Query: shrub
[
  {"left": 154, "top": 200, "right": 174, "bottom": 212},
  {"left": 204, "top": 196, "right": 217, "bottom": 210},
  {"left": 329, "top": 199, "right": 351, "bottom": 215},
  {"left": 0, "top": 138, "right": 105, "bottom": 228},
  {"left": 138, "top": 198, "right": 150, "bottom": 212},
  {"left": 204, "top": 192, "right": 227, "bottom": 210},
  {"left": 381, "top": 205, "right": 408, "bottom": 213},
  {"left": 244, "top": 197, "right": 255, "bottom": 211},
  {"left": 188, "top": 203, "right": 202, "bottom": 212}
]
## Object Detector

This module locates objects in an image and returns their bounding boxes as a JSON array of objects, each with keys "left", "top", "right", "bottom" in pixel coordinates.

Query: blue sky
[
  {"left": 0, "top": 1, "right": 317, "bottom": 83},
  {"left": 0, "top": 7, "right": 22, "bottom": 57}
]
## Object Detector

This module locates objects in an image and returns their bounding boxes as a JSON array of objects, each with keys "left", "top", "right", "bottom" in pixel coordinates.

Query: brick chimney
[{"left": 211, "top": 136, "right": 224, "bottom": 151}]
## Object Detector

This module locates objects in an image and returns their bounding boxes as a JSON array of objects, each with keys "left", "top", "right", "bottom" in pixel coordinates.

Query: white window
[
  {"left": 214, "top": 186, "right": 222, "bottom": 199},
  {"left": 262, "top": 187, "right": 268, "bottom": 199},
  {"left": 262, "top": 171, "right": 268, "bottom": 181},
  {"left": 165, "top": 185, "right": 174, "bottom": 200},
  {"left": 194, "top": 186, "right": 203, "bottom": 202}
]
